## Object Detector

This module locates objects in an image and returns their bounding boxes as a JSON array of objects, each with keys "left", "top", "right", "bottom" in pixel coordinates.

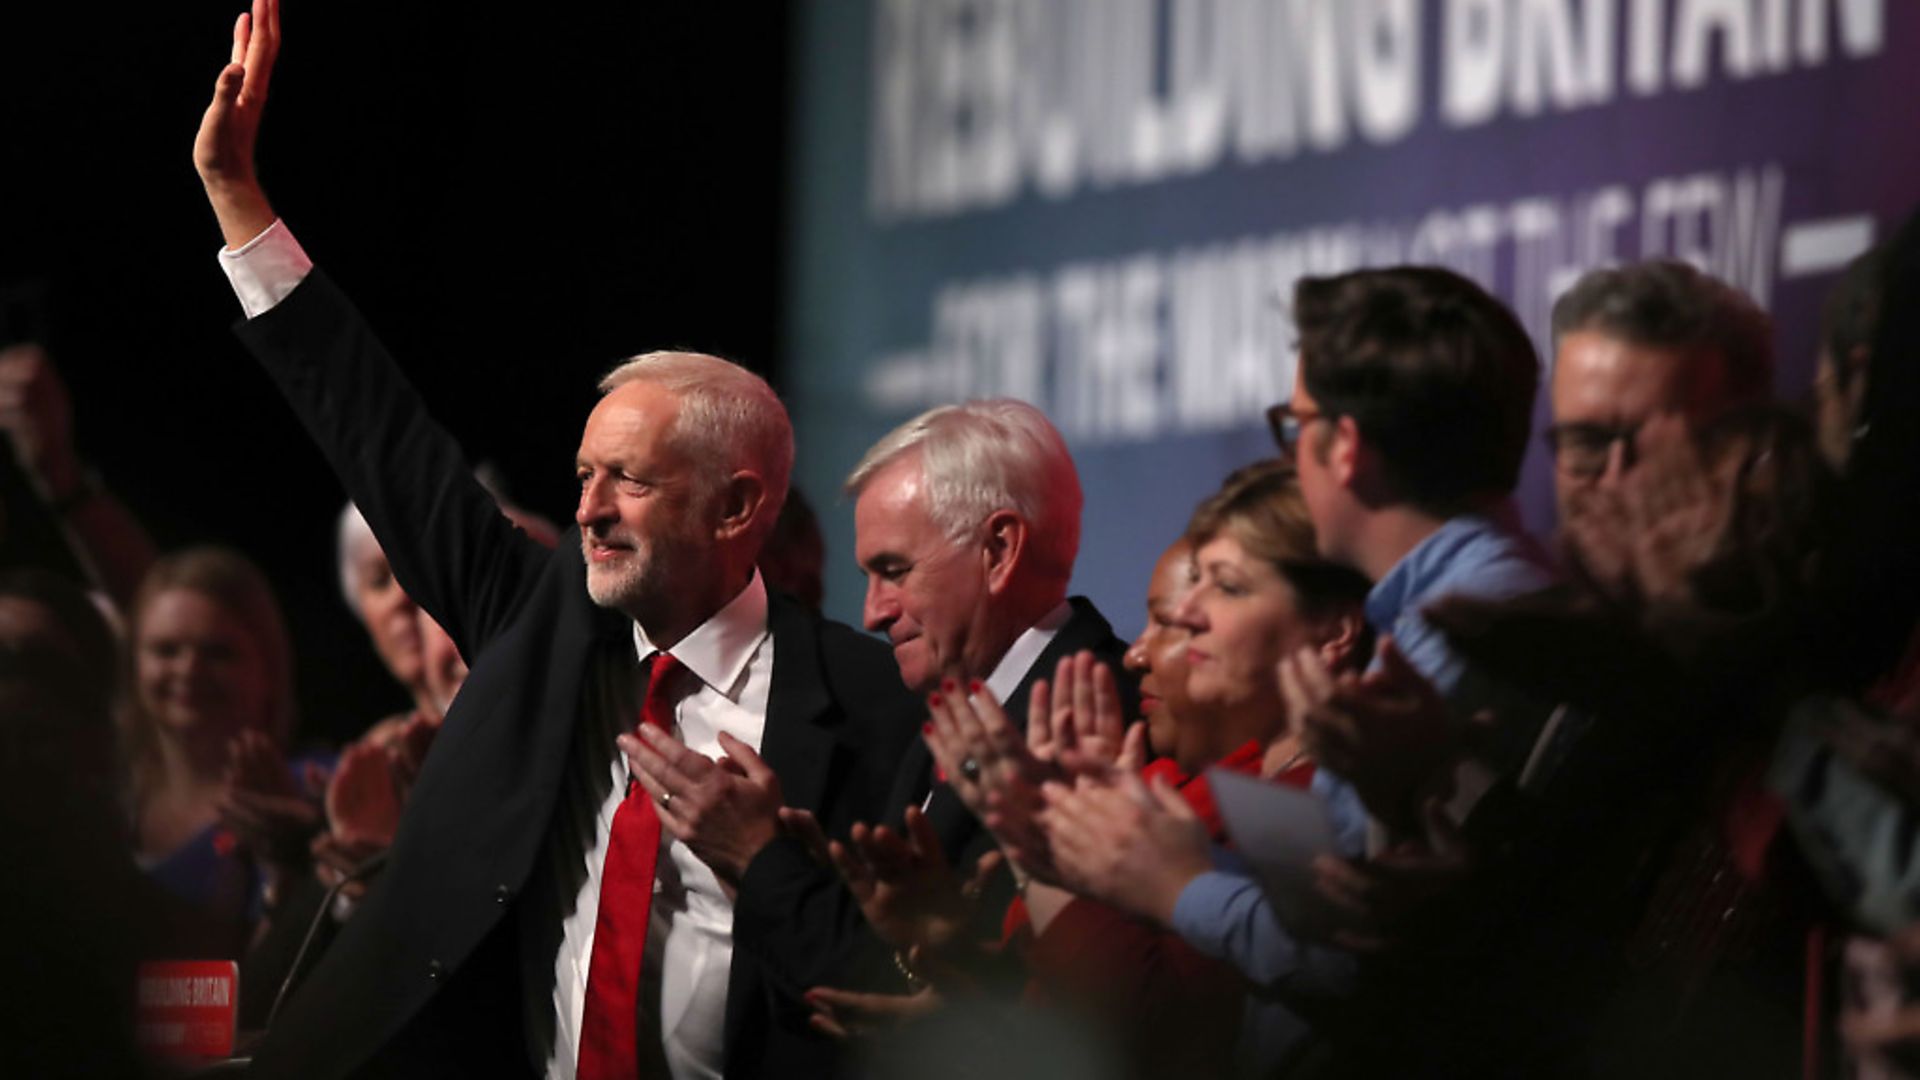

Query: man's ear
[
  {"left": 712, "top": 471, "right": 769, "bottom": 543},
  {"left": 980, "top": 510, "right": 1029, "bottom": 595},
  {"left": 1329, "top": 414, "right": 1362, "bottom": 489},
  {"left": 1315, "top": 608, "right": 1366, "bottom": 672}
]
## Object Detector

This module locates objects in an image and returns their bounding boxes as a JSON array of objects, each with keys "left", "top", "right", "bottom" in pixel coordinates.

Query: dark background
[{"left": 0, "top": 4, "right": 794, "bottom": 745}]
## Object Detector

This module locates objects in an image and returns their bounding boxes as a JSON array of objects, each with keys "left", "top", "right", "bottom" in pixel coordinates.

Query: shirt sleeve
[
  {"left": 1169, "top": 859, "right": 1355, "bottom": 995},
  {"left": 217, "top": 218, "right": 314, "bottom": 319},
  {"left": 1770, "top": 697, "right": 1920, "bottom": 936}
]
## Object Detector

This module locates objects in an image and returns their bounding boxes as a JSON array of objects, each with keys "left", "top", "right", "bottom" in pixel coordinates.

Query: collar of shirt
[
  {"left": 1362, "top": 504, "right": 1532, "bottom": 635},
  {"left": 983, "top": 599, "right": 1073, "bottom": 703},
  {"left": 631, "top": 570, "right": 771, "bottom": 702}
]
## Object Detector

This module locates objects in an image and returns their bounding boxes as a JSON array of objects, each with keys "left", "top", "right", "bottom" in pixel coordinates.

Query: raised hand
[
  {"left": 194, "top": 0, "right": 281, "bottom": 247},
  {"left": 1029, "top": 651, "right": 1128, "bottom": 768},
  {"left": 828, "top": 806, "right": 1000, "bottom": 953},
  {"left": 923, "top": 679, "right": 1053, "bottom": 857},
  {"left": 218, "top": 728, "right": 322, "bottom": 871},
  {"left": 1562, "top": 414, "right": 1743, "bottom": 611},
  {"left": 326, "top": 738, "right": 405, "bottom": 849},
  {"left": 1289, "top": 636, "right": 1460, "bottom": 833},
  {"left": 1040, "top": 772, "right": 1211, "bottom": 926},
  {"left": 1561, "top": 484, "right": 1635, "bottom": 602},
  {"left": 923, "top": 679, "right": 1032, "bottom": 819},
  {"left": 620, "top": 726, "right": 784, "bottom": 884},
  {"left": 1618, "top": 414, "right": 1742, "bottom": 607}
]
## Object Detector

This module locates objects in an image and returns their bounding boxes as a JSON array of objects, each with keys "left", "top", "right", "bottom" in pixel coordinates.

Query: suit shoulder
[
  {"left": 765, "top": 593, "right": 918, "bottom": 711},
  {"left": 813, "top": 615, "right": 909, "bottom": 683}
]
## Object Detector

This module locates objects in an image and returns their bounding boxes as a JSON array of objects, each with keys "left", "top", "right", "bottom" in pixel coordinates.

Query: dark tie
[{"left": 577, "top": 652, "right": 683, "bottom": 1079}]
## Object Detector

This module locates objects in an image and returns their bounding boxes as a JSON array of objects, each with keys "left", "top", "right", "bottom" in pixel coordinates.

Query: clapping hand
[
  {"left": 620, "top": 726, "right": 785, "bottom": 885},
  {"left": 825, "top": 806, "right": 1002, "bottom": 954},
  {"left": 1287, "top": 636, "right": 1459, "bottom": 834},
  {"left": 1040, "top": 771, "right": 1210, "bottom": 926},
  {"left": 218, "top": 728, "right": 323, "bottom": 872},
  {"left": 1029, "top": 651, "right": 1134, "bottom": 770},
  {"left": 1562, "top": 414, "right": 1743, "bottom": 610},
  {"left": 922, "top": 654, "right": 1144, "bottom": 880},
  {"left": 325, "top": 739, "right": 404, "bottom": 849}
]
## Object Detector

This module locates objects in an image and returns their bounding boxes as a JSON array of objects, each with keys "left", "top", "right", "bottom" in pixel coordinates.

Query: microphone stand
[{"left": 261, "top": 849, "right": 389, "bottom": 1034}]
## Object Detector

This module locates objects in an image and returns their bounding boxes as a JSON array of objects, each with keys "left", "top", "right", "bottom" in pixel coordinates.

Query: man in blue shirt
[
  {"left": 1160, "top": 268, "right": 1555, "bottom": 1071},
  {"left": 1276, "top": 267, "right": 1555, "bottom": 697}
]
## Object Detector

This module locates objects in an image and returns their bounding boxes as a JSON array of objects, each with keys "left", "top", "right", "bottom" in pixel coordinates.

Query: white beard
[{"left": 582, "top": 534, "right": 657, "bottom": 613}]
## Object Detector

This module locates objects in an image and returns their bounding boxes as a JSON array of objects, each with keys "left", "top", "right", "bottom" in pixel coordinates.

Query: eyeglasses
[
  {"left": 1543, "top": 421, "right": 1639, "bottom": 480},
  {"left": 1265, "top": 402, "right": 1326, "bottom": 457}
]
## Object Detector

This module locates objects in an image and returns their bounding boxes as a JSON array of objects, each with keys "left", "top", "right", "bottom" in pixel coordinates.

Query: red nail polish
[
  {"left": 929, "top": 692, "right": 943, "bottom": 707},
  {"left": 969, "top": 679, "right": 983, "bottom": 694},
  {"left": 922, "top": 722, "right": 933, "bottom": 734},
  {"left": 942, "top": 677, "right": 957, "bottom": 693}
]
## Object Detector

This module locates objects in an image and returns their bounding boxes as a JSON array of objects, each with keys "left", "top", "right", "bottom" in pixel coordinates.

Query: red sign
[{"left": 135, "top": 960, "right": 239, "bottom": 1062}]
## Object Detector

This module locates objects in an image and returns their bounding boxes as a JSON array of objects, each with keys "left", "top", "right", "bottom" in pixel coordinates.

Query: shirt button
[
  {"left": 427, "top": 959, "right": 445, "bottom": 981},
  {"left": 494, "top": 884, "right": 512, "bottom": 905}
]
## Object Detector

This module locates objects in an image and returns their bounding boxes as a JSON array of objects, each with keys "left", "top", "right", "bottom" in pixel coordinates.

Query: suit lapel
[
  {"left": 755, "top": 594, "right": 838, "bottom": 814},
  {"left": 722, "top": 593, "right": 842, "bottom": 1065}
]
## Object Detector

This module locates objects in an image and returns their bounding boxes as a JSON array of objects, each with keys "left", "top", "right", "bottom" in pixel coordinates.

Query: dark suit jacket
[
  {"left": 236, "top": 270, "right": 922, "bottom": 1079},
  {"left": 733, "top": 598, "right": 1138, "bottom": 997}
]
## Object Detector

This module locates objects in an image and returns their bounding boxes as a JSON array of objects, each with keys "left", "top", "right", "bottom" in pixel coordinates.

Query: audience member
[
  {"left": 1125, "top": 537, "right": 1196, "bottom": 765},
  {"left": 0, "top": 344, "right": 157, "bottom": 610},
  {"left": 1546, "top": 259, "right": 1774, "bottom": 519},
  {"left": 720, "top": 398, "right": 1135, "bottom": 1010},
  {"left": 1767, "top": 211, "right": 1920, "bottom": 1078},
  {"left": 0, "top": 570, "right": 158, "bottom": 1078},
  {"left": 1274, "top": 266, "right": 1555, "bottom": 711},
  {"left": 1023, "top": 462, "right": 1373, "bottom": 1075},
  {"left": 1390, "top": 406, "right": 1841, "bottom": 1078},
  {"left": 336, "top": 501, "right": 438, "bottom": 723},
  {"left": 123, "top": 546, "right": 300, "bottom": 957}
]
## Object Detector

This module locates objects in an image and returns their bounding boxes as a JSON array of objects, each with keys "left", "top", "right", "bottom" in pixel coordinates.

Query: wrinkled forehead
[
  {"left": 1552, "top": 330, "right": 1715, "bottom": 421},
  {"left": 580, "top": 381, "right": 687, "bottom": 454}
]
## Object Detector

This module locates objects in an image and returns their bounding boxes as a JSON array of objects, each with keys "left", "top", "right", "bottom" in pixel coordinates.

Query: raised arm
[
  {"left": 194, "top": 0, "right": 280, "bottom": 249},
  {"left": 192, "top": 0, "right": 548, "bottom": 657}
]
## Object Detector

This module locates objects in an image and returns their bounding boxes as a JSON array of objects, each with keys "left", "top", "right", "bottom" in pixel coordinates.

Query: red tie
[{"left": 578, "top": 652, "right": 683, "bottom": 1079}]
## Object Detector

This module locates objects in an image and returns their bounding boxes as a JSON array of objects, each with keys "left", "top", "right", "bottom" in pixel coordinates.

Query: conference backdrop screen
[{"left": 785, "top": 0, "right": 1920, "bottom": 632}]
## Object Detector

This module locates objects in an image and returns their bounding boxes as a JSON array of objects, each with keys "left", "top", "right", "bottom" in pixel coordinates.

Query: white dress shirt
[
  {"left": 549, "top": 573, "right": 772, "bottom": 1080},
  {"left": 982, "top": 600, "right": 1072, "bottom": 705},
  {"left": 215, "top": 226, "right": 774, "bottom": 1079}
]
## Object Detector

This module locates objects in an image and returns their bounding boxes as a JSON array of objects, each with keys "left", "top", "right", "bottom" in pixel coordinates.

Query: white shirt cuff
[{"left": 217, "top": 218, "right": 314, "bottom": 319}]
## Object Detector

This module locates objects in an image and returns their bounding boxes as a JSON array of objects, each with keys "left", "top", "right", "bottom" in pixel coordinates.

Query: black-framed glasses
[
  {"left": 1265, "top": 402, "right": 1326, "bottom": 457},
  {"left": 1543, "top": 421, "right": 1639, "bottom": 479}
]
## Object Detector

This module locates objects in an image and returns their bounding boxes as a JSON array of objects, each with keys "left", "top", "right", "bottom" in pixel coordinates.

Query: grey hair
[
  {"left": 1552, "top": 260, "right": 1774, "bottom": 404},
  {"left": 336, "top": 501, "right": 379, "bottom": 617},
  {"left": 599, "top": 352, "right": 794, "bottom": 530},
  {"left": 844, "top": 399, "right": 1082, "bottom": 581}
]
